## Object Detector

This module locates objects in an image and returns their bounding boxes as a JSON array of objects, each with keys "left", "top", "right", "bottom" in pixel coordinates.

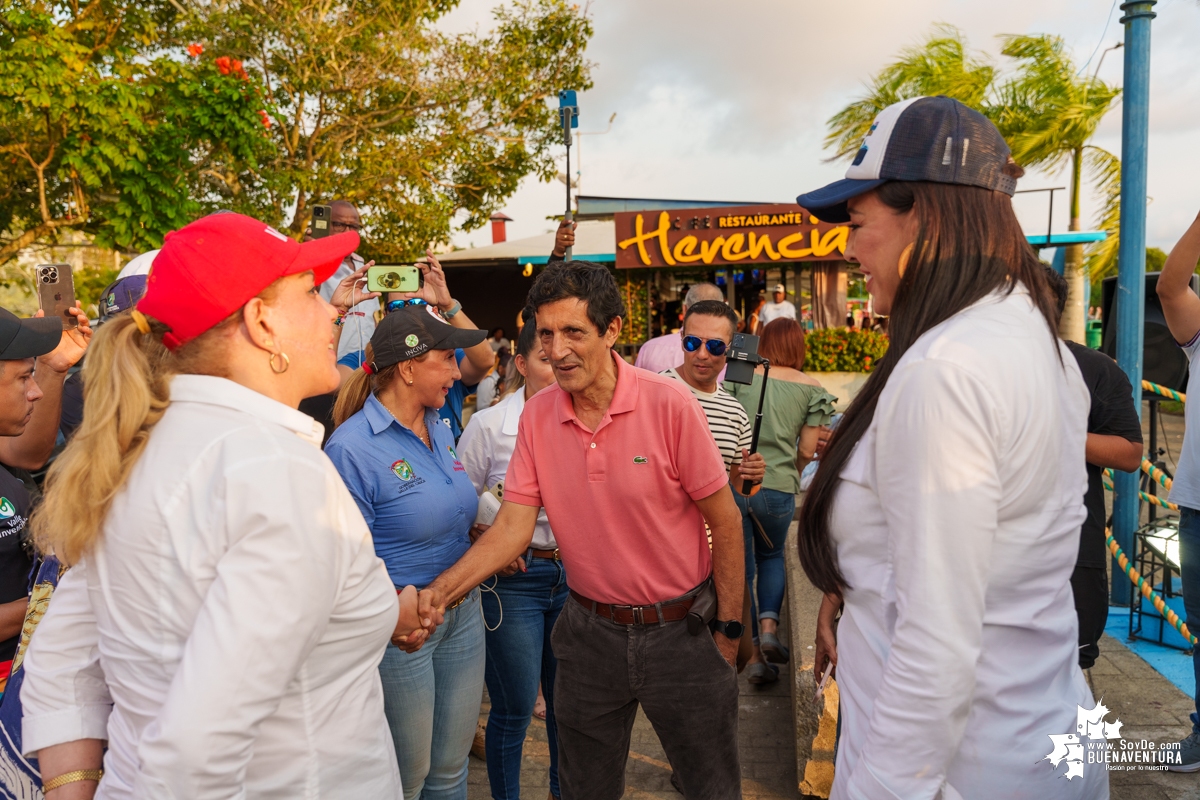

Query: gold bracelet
[{"left": 43, "top": 769, "right": 103, "bottom": 792}]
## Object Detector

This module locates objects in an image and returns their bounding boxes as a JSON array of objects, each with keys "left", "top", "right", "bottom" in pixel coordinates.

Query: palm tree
[
  {"left": 993, "top": 34, "right": 1120, "bottom": 342},
  {"left": 825, "top": 26, "right": 995, "bottom": 160},
  {"left": 824, "top": 28, "right": 1121, "bottom": 343}
]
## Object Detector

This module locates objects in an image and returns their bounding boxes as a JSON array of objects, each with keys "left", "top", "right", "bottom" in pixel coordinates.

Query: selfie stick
[
  {"left": 558, "top": 90, "right": 579, "bottom": 261},
  {"left": 741, "top": 359, "right": 770, "bottom": 495}
]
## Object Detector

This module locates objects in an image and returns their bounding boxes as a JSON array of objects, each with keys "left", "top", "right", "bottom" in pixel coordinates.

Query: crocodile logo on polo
[
  {"left": 633, "top": 456, "right": 648, "bottom": 465},
  {"left": 0, "top": 497, "right": 15, "bottom": 519},
  {"left": 391, "top": 459, "right": 415, "bottom": 481}
]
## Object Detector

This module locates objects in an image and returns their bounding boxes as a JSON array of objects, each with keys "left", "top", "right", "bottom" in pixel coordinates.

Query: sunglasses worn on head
[
  {"left": 386, "top": 298, "right": 428, "bottom": 313},
  {"left": 682, "top": 335, "right": 728, "bottom": 356}
]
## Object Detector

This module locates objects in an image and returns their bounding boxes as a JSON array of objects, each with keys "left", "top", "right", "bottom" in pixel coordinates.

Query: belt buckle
[
  {"left": 552, "top": 548, "right": 560, "bottom": 560},
  {"left": 611, "top": 604, "right": 641, "bottom": 625}
]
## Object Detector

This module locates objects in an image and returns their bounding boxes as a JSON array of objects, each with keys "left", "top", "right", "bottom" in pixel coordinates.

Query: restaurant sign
[{"left": 614, "top": 203, "right": 849, "bottom": 269}]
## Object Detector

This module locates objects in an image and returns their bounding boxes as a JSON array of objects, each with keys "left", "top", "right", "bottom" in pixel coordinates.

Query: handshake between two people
[{"left": 392, "top": 522, "right": 518, "bottom": 653}]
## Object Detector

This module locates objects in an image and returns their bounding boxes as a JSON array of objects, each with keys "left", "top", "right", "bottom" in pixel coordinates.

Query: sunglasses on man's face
[{"left": 682, "top": 335, "right": 728, "bottom": 357}]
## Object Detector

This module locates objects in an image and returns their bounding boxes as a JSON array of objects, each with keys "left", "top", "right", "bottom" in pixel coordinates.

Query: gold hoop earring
[{"left": 269, "top": 351, "right": 290, "bottom": 374}]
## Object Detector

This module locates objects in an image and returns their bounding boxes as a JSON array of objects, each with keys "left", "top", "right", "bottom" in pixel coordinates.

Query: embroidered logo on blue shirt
[
  {"left": 447, "top": 445, "right": 466, "bottom": 472},
  {"left": 391, "top": 459, "right": 415, "bottom": 481}
]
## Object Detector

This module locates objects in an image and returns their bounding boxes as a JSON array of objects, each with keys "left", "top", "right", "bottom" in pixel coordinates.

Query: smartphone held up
[
  {"left": 310, "top": 204, "right": 333, "bottom": 239},
  {"left": 35, "top": 264, "right": 78, "bottom": 330},
  {"left": 366, "top": 265, "right": 421, "bottom": 294}
]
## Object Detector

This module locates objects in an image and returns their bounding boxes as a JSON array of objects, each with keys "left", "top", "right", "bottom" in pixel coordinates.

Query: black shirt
[
  {"left": 1067, "top": 341, "right": 1144, "bottom": 568},
  {"left": 0, "top": 466, "right": 32, "bottom": 662}
]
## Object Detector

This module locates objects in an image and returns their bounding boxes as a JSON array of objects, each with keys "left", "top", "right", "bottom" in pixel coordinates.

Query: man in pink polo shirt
[{"left": 420, "top": 261, "right": 746, "bottom": 799}]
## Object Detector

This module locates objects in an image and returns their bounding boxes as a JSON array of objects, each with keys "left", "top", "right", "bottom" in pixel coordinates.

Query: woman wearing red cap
[{"left": 20, "top": 213, "right": 422, "bottom": 799}]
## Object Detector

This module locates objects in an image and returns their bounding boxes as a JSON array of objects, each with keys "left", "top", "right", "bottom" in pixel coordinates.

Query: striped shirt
[{"left": 662, "top": 368, "right": 751, "bottom": 469}]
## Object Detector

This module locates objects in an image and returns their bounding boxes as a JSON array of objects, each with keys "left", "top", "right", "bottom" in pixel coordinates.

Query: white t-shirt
[
  {"left": 458, "top": 390, "right": 557, "bottom": 549},
  {"left": 1170, "top": 333, "right": 1200, "bottom": 509},
  {"left": 759, "top": 300, "right": 796, "bottom": 327}
]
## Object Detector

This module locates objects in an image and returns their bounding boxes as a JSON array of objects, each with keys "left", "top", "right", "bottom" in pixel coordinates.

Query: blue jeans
[
  {"left": 481, "top": 556, "right": 568, "bottom": 799},
  {"left": 735, "top": 488, "right": 794, "bottom": 641},
  {"left": 380, "top": 588, "right": 486, "bottom": 800},
  {"left": 1178, "top": 507, "right": 1200, "bottom": 733}
]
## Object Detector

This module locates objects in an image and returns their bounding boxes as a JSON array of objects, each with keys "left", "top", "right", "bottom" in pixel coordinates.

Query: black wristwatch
[{"left": 712, "top": 619, "right": 745, "bottom": 639}]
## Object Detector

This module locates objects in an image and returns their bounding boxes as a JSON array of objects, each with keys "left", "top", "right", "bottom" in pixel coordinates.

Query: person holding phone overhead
[
  {"left": 326, "top": 303, "right": 490, "bottom": 800},
  {"left": 20, "top": 213, "right": 420, "bottom": 799},
  {"left": 338, "top": 252, "right": 494, "bottom": 441},
  {"left": 458, "top": 314, "right": 567, "bottom": 800}
]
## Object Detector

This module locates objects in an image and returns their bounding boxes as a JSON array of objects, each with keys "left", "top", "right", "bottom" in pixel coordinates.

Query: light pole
[{"left": 1111, "top": 0, "right": 1156, "bottom": 605}]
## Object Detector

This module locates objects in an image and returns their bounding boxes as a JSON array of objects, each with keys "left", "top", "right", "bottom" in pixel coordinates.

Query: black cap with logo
[
  {"left": 368, "top": 302, "right": 487, "bottom": 371},
  {"left": 0, "top": 308, "right": 62, "bottom": 361},
  {"left": 797, "top": 95, "right": 1017, "bottom": 223}
]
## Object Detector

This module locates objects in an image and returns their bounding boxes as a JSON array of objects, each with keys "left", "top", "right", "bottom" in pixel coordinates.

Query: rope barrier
[
  {"left": 1103, "top": 468, "right": 1179, "bottom": 511},
  {"left": 1142, "top": 380, "right": 1186, "bottom": 403},
  {"left": 1103, "top": 476, "right": 1178, "bottom": 510},
  {"left": 1142, "top": 458, "right": 1173, "bottom": 491},
  {"left": 1107, "top": 531, "right": 1196, "bottom": 647}
]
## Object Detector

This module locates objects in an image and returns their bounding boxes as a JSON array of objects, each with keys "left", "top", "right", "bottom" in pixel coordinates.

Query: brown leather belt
[
  {"left": 570, "top": 590, "right": 695, "bottom": 625},
  {"left": 530, "top": 548, "right": 560, "bottom": 560}
]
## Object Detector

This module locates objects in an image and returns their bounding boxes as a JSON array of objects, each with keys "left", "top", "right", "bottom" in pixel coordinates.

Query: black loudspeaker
[{"left": 1100, "top": 272, "right": 1198, "bottom": 392}]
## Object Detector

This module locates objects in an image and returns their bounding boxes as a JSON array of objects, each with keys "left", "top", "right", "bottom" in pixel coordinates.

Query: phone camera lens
[{"left": 380, "top": 272, "right": 401, "bottom": 290}]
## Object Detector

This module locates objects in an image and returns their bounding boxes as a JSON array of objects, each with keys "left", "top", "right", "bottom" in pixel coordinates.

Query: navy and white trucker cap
[{"left": 797, "top": 96, "right": 1017, "bottom": 223}]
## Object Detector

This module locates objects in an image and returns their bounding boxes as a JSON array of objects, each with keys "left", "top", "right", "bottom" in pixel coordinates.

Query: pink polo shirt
[{"left": 504, "top": 352, "right": 729, "bottom": 604}]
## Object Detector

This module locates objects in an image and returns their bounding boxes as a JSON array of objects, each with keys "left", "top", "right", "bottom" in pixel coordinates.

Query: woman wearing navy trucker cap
[
  {"left": 19, "top": 213, "right": 421, "bottom": 799},
  {"left": 797, "top": 97, "right": 1105, "bottom": 799}
]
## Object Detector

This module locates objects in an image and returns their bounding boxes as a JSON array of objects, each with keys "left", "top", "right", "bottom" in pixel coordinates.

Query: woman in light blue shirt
[{"left": 326, "top": 302, "right": 488, "bottom": 800}]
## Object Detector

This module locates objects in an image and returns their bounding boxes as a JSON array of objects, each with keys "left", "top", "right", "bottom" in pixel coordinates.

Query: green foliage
[
  {"left": 0, "top": 1, "right": 277, "bottom": 263},
  {"left": 824, "top": 26, "right": 994, "bottom": 160},
  {"left": 803, "top": 328, "right": 889, "bottom": 373},
  {"left": 824, "top": 27, "right": 1121, "bottom": 282},
  {"left": 2, "top": 0, "right": 593, "bottom": 267},
  {"left": 188, "top": 0, "right": 594, "bottom": 260},
  {"left": 74, "top": 262, "right": 121, "bottom": 315}
]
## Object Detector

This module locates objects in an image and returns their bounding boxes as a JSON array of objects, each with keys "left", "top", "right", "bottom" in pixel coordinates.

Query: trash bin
[{"left": 1087, "top": 319, "right": 1103, "bottom": 350}]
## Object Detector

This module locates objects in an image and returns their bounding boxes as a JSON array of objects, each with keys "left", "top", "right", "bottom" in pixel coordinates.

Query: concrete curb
[{"left": 784, "top": 505, "right": 838, "bottom": 798}]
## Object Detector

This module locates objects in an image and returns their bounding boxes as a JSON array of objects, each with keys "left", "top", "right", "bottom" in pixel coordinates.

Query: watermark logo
[{"left": 1044, "top": 700, "right": 1179, "bottom": 779}]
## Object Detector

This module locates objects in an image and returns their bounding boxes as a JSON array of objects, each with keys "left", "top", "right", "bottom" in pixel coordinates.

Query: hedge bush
[{"left": 803, "top": 327, "right": 889, "bottom": 373}]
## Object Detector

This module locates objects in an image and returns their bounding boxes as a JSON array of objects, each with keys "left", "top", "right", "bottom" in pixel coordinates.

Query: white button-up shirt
[
  {"left": 457, "top": 389, "right": 556, "bottom": 550},
  {"left": 829, "top": 288, "right": 1107, "bottom": 800},
  {"left": 21, "top": 375, "right": 402, "bottom": 799}
]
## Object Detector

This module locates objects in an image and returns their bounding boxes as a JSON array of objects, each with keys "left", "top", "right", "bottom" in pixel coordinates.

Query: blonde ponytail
[
  {"left": 333, "top": 343, "right": 399, "bottom": 428},
  {"left": 32, "top": 311, "right": 234, "bottom": 565}
]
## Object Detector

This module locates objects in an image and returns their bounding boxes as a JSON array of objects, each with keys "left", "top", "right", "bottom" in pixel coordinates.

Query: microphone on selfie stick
[
  {"left": 558, "top": 90, "right": 579, "bottom": 262},
  {"left": 724, "top": 333, "right": 769, "bottom": 497}
]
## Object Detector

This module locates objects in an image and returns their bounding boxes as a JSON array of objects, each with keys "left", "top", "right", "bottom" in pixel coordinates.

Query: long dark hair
[{"left": 797, "top": 179, "right": 1058, "bottom": 594}]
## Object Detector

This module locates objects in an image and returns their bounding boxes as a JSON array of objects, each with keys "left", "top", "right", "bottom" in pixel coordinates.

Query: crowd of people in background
[{"left": 2, "top": 93, "right": 1200, "bottom": 800}]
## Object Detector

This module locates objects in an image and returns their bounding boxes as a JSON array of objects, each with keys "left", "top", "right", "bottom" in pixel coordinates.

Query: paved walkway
[{"left": 467, "top": 623, "right": 799, "bottom": 800}]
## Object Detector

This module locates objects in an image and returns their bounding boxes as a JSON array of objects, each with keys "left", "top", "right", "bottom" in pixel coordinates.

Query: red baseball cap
[{"left": 138, "top": 213, "right": 358, "bottom": 350}]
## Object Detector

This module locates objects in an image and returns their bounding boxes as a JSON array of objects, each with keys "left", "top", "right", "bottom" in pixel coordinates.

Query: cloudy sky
[{"left": 442, "top": 0, "right": 1200, "bottom": 253}]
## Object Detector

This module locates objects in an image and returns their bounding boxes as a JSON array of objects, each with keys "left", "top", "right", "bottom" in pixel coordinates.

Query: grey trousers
[{"left": 550, "top": 597, "right": 742, "bottom": 800}]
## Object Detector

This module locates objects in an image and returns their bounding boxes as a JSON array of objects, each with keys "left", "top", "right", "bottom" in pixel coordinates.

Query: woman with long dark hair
[{"left": 797, "top": 97, "right": 1104, "bottom": 798}]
